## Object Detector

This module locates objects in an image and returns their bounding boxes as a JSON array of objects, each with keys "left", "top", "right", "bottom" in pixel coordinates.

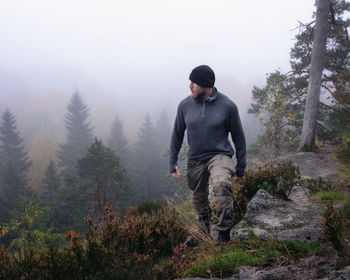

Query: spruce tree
[
  {"left": 41, "top": 160, "right": 60, "bottom": 202},
  {"left": 155, "top": 110, "right": 175, "bottom": 197},
  {"left": 155, "top": 110, "right": 172, "bottom": 156},
  {"left": 0, "top": 109, "right": 32, "bottom": 222},
  {"left": 57, "top": 92, "right": 93, "bottom": 173},
  {"left": 108, "top": 115, "right": 130, "bottom": 168},
  {"left": 77, "top": 138, "right": 133, "bottom": 217},
  {"left": 132, "top": 113, "right": 164, "bottom": 200}
]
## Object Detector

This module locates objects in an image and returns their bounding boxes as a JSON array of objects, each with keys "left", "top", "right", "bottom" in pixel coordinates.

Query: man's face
[{"left": 189, "top": 81, "right": 206, "bottom": 100}]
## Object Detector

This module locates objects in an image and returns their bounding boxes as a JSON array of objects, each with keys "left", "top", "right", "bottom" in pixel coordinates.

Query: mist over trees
[
  {"left": 0, "top": 87, "right": 181, "bottom": 247},
  {"left": 58, "top": 92, "right": 94, "bottom": 173},
  {"left": 131, "top": 113, "right": 166, "bottom": 200},
  {"left": 41, "top": 160, "right": 60, "bottom": 203},
  {"left": 0, "top": 3, "right": 349, "bottom": 277},
  {"left": 108, "top": 115, "right": 130, "bottom": 169},
  {"left": 0, "top": 109, "right": 32, "bottom": 223}
]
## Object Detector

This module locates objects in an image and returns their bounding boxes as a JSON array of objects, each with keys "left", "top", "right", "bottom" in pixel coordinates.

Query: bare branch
[
  {"left": 321, "top": 83, "right": 335, "bottom": 95},
  {"left": 316, "top": 120, "right": 332, "bottom": 132},
  {"left": 319, "top": 101, "right": 342, "bottom": 113},
  {"left": 290, "top": 20, "right": 316, "bottom": 31}
]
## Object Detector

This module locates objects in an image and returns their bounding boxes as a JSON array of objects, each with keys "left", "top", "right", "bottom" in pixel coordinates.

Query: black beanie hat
[{"left": 189, "top": 65, "right": 215, "bottom": 88}]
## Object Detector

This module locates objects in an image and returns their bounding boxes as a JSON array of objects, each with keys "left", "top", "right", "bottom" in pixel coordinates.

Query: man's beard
[{"left": 195, "top": 90, "right": 206, "bottom": 100}]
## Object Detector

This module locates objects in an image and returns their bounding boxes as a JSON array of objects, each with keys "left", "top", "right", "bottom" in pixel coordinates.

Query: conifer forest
[{"left": 0, "top": 1, "right": 350, "bottom": 279}]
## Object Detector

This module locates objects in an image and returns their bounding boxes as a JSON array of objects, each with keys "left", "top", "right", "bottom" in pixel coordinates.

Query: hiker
[{"left": 169, "top": 65, "right": 246, "bottom": 245}]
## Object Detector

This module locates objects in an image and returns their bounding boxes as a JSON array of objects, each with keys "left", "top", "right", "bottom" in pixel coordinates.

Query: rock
[
  {"left": 231, "top": 187, "right": 322, "bottom": 242},
  {"left": 237, "top": 256, "right": 335, "bottom": 280},
  {"left": 330, "top": 265, "right": 350, "bottom": 280},
  {"left": 270, "top": 152, "right": 339, "bottom": 182},
  {"left": 178, "top": 257, "right": 350, "bottom": 280}
]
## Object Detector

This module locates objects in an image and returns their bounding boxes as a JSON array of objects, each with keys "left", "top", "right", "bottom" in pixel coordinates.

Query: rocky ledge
[{"left": 230, "top": 186, "right": 322, "bottom": 242}]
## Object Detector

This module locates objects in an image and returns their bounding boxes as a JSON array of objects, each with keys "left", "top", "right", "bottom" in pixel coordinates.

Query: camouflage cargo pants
[{"left": 186, "top": 154, "right": 235, "bottom": 234}]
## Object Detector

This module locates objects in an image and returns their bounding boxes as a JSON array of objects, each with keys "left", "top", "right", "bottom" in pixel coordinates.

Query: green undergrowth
[
  {"left": 175, "top": 200, "right": 196, "bottom": 222},
  {"left": 334, "top": 145, "right": 350, "bottom": 185},
  {"left": 306, "top": 177, "right": 348, "bottom": 202},
  {"left": 180, "top": 234, "right": 325, "bottom": 278},
  {"left": 313, "top": 191, "right": 348, "bottom": 201},
  {"left": 305, "top": 177, "right": 350, "bottom": 251}
]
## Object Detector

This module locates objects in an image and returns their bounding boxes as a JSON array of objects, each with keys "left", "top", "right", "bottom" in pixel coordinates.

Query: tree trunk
[{"left": 299, "top": 0, "right": 330, "bottom": 151}]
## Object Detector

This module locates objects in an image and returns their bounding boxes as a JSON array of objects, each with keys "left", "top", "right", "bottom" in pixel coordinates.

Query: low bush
[
  {"left": 341, "top": 197, "right": 350, "bottom": 219},
  {"left": 231, "top": 161, "right": 300, "bottom": 220},
  {"left": 320, "top": 202, "right": 343, "bottom": 251},
  {"left": 125, "top": 199, "right": 166, "bottom": 216},
  {"left": 0, "top": 201, "right": 188, "bottom": 280}
]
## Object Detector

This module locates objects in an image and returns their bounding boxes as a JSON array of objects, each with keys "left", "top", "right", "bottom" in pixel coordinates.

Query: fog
[{"left": 0, "top": 0, "right": 316, "bottom": 145}]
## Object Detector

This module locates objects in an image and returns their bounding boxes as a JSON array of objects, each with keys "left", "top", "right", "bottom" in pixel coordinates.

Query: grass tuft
[
  {"left": 313, "top": 191, "right": 347, "bottom": 201},
  {"left": 182, "top": 238, "right": 324, "bottom": 278}
]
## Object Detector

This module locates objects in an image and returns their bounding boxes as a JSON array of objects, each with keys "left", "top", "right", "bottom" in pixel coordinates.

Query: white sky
[{"left": 0, "top": 0, "right": 316, "bottom": 116}]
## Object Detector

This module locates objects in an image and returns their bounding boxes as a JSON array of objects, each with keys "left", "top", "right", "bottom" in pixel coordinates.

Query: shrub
[
  {"left": 125, "top": 199, "right": 166, "bottom": 216},
  {"left": 231, "top": 161, "right": 300, "bottom": 220},
  {"left": 0, "top": 202, "right": 188, "bottom": 280},
  {"left": 341, "top": 198, "right": 350, "bottom": 220},
  {"left": 320, "top": 202, "right": 343, "bottom": 251}
]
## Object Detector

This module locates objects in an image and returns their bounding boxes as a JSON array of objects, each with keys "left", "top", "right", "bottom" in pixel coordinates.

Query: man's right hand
[{"left": 171, "top": 165, "right": 181, "bottom": 179}]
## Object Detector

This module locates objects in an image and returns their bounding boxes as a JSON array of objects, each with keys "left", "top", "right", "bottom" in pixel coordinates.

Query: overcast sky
[{"left": 0, "top": 0, "right": 316, "bottom": 119}]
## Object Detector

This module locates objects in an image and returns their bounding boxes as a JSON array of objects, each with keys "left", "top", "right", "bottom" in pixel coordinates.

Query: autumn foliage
[{"left": 0, "top": 202, "right": 188, "bottom": 280}]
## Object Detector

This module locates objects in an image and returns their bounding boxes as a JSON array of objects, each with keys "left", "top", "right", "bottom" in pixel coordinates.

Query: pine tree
[
  {"left": 108, "top": 115, "right": 130, "bottom": 168},
  {"left": 299, "top": 0, "right": 330, "bottom": 150},
  {"left": 0, "top": 109, "right": 32, "bottom": 222},
  {"left": 41, "top": 160, "right": 60, "bottom": 202},
  {"left": 248, "top": 71, "right": 304, "bottom": 158},
  {"left": 290, "top": 0, "right": 350, "bottom": 145},
  {"left": 249, "top": 0, "right": 350, "bottom": 153},
  {"left": 57, "top": 92, "right": 93, "bottom": 174}
]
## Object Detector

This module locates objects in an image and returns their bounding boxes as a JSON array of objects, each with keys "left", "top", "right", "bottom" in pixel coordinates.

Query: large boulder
[{"left": 231, "top": 186, "right": 322, "bottom": 242}]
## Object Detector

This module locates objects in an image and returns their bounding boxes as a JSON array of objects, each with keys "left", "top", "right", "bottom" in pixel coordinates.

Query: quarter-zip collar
[{"left": 198, "top": 87, "right": 218, "bottom": 118}]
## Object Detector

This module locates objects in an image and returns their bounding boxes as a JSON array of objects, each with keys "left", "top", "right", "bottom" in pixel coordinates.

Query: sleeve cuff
[
  {"left": 169, "top": 159, "right": 177, "bottom": 173},
  {"left": 235, "top": 168, "right": 245, "bottom": 178}
]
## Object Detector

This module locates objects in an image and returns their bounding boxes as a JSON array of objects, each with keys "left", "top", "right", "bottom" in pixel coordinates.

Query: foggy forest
[{"left": 0, "top": 0, "right": 350, "bottom": 279}]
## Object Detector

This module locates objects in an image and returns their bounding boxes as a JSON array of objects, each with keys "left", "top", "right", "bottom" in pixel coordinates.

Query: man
[{"left": 170, "top": 65, "right": 246, "bottom": 245}]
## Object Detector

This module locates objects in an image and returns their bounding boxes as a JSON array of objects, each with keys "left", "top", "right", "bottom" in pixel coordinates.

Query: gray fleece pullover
[{"left": 169, "top": 87, "right": 246, "bottom": 177}]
